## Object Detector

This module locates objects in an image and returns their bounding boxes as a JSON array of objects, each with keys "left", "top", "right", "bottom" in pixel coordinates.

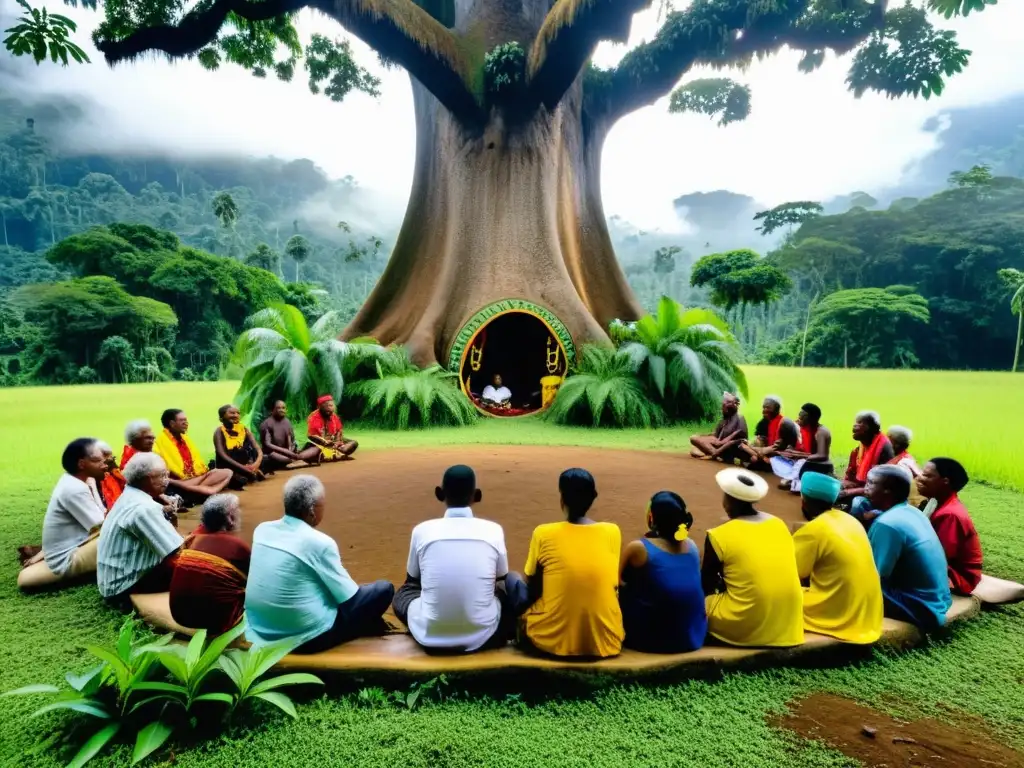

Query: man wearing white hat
[{"left": 701, "top": 468, "right": 804, "bottom": 648}]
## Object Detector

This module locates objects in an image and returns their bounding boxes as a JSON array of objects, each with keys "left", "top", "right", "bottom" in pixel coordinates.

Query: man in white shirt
[
  {"left": 18, "top": 438, "right": 107, "bottom": 591},
  {"left": 481, "top": 374, "right": 512, "bottom": 408},
  {"left": 393, "top": 465, "right": 518, "bottom": 652}
]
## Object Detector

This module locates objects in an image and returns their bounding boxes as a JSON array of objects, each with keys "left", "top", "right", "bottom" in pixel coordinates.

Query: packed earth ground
[{"left": 1, "top": 367, "right": 1022, "bottom": 767}]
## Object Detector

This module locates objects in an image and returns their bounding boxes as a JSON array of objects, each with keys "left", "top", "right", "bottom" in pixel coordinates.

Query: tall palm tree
[
  {"left": 998, "top": 268, "right": 1024, "bottom": 372},
  {"left": 617, "top": 296, "right": 748, "bottom": 420},
  {"left": 211, "top": 192, "right": 238, "bottom": 229},
  {"left": 285, "top": 235, "right": 312, "bottom": 282}
]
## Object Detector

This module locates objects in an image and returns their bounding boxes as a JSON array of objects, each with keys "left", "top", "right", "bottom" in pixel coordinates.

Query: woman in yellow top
[
  {"left": 519, "top": 468, "right": 624, "bottom": 658},
  {"left": 793, "top": 472, "right": 883, "bottom": 643},
  {"left": 702, "top": 468, "right": 804, "bottom": 647}
]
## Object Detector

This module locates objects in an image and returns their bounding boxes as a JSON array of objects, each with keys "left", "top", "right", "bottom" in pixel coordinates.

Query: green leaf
[
  {"left": 129, "top": 695, "right": 186, "bottom": 714},
  {"left": 192, "top": 692, "right": 235, "bottom": 706},
  {"left": 1, "top": 683, "right": 61, "bottom": 696},
  {"left": 248, "top": 673, "right": 324, "bottom": 696},
  {"left": 66, "top": 665, "right": 106, "bottom": 693},
  {"left": 132, "top": 720, "right": 174, "bottom": 765},
  {"left": 67, "top": 722, "right": 121, "bottom": 768},
  {"left": 184, "top": 628, "right": 208, "bottom": 674},
  {"left": 86, "top": 646, "right": 130, "bottom": 690},
  {"left": 131, "top": 682, "right": 188, "bottom": 696},
  {"left": 193, "top": 618, "right": 246, "bottom": 681},
  {"left": 254, "top": 691, "right": 297, "bottom": 718},
  {"left": 153, "top": 649, "right": 188, "bottom": 683},
  {"left": 31, "top": 698, "right": 110, "bottom": 719}
]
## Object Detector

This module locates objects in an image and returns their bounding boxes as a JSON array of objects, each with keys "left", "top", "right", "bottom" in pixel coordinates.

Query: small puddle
[{"left": 773, "top": 693, "right": 1023, "bottom": 767}]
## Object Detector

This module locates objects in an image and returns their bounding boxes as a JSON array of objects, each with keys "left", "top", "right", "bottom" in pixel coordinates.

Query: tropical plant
[
  {"left": 998, "top": 268, "right": 1024, "bottom": 372},
  {"left": 233, "top": 303, "right": 380, "bottom": 429},
  {"left": 753, "top": 201, "right": 824, "bottom": 236},
  {"left": 545, "top": 345, "right": 666, "bottom": 428},
  {"left": 345, "top": 346, "right": 477, "bottom": 429},
  {"left": 2, "top": 0, "right": 89, "bottom": 66},
  {"left": 616, "top": 298, "right": 748, "bottom": 420},
  {"left": 211, "top": 192, "right": 238, "bottom": 229},
  {"left": 690, "top": 249, "right": 792, "bottom": 313},
  {"left": 284, "top": 235, "right": 312, "bottom": 283}
]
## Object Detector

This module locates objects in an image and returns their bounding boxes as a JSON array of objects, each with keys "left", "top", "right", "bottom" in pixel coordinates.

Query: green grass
[{"left": 0, "top": 374, "right": 1022, "bottom": 767}]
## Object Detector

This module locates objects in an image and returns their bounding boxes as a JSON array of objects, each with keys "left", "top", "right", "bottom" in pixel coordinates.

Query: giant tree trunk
[{"left": 342, "top": 3, "right": 642, "bottom": 366}]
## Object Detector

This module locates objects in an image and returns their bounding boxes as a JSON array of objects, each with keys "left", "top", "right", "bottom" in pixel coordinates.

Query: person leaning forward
[
  {"left": 690, "top": 392, "right": 748, "bottom": 464},
  {"left": 259, "top": 400, "right": 322, "bottom": 471}
]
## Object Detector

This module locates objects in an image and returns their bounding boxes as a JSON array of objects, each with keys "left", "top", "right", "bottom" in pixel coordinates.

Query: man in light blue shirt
[
  {"left": 245, "top": 474, "right": 394, "bottom": 652},
  {"left": 865, "top": 465, "right": 952, "bottom": 630}
]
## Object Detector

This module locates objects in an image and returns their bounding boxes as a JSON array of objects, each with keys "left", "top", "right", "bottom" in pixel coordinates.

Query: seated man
[
  {"left": 481, "top": 374, "right": 512, "bottom": 408},
  {"left": 839, "top": 411, "right": 895, "bottom": 521},
  {"left": 393, "top": 465, "right": 517, "bottom": 653},
  {"left": 153, "top": 410, "right": 233, "bottom": 504},
  {"left": 770, "top": 403, "right": 833, "bottom": 493},
  {"left": 259, "top": 400, "right": 321, "bottom": 470},
  {"left": 518, "top": 469, "right": 624, "bottom": 658},
  {"left": 213, "top": 404, "right": 266, "bottom": 487},
  {"left": 865, "top": 465, "right": 951, "bottom": 630},
  {"left": 97, "top": 453, "right": 184, "bottom": 603},
  {"left": 18, "top": 438, "right": 107, "bottom": 591},
  {"left": 793, "top": 472, "right": 883, "bottom": 643},
  {"left": 886, "top": 425, "right": 924, "bottom": 508},
  {"left": 306, "top": 395, "right": 358, "bottom": 461},
  {"left": 245, "top": 475, "right": 394, "bottom": 653},
  {"left": 690, "top": 392, "right": 748, "bottom": 463},
  {"left": 121, "top": 419, "right": 157, "bottom": 468},
  {"left": 169, "top": 493, "right": 250, "bottom": 634},
  {"left": 739, "top": 395, "right": 798, "bottom": 472},
  {"left": 97, "top": 441, "right": 126, "bottom": 512}
]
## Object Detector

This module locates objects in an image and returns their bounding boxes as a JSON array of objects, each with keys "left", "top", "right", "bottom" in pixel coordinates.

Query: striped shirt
[{"left": 97, "top": 486, "right": 183, "bottom": 598}]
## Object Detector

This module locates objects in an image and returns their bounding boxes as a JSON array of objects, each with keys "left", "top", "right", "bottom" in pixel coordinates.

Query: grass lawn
[{"left": 1, "top": 372, "right": 1022, "bottom": 767}]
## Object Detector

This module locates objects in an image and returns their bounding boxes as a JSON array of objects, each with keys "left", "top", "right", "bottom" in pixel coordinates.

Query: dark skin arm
[
  {"left": 700, "top": 535, "right": 725, "bottom": 596},
  {"left": 619, "top": 539, "right": 648, "bottom": 583},
  {"left": 244, "top": 430, "right": 265, "bottom": 475},
  {"left": 213, "top": 429, "right": 257, "bottom": 479},
  {"left": 525, "top": 565, "right": 544, "bottom": 606},
  {"left": 782, "top": 426, "right": 832, "bottom": 462}
]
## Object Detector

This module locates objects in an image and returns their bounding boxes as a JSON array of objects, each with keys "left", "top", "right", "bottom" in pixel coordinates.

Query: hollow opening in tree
[{"left": 458, "top": 310, "right": 569, "bottom": 417}]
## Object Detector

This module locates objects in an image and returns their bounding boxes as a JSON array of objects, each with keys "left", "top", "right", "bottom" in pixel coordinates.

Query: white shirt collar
[{"left": 444, "top": 507, "right": 474, "bottom": 519}]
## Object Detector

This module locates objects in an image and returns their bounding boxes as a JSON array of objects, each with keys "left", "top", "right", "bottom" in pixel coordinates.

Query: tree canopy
[{"left": 690, "top": 248, "right": 791, "bottom": 312}]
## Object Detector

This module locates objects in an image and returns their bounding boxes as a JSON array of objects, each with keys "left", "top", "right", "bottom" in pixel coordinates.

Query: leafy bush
[
  {"left": 175, "top": 367, "right": 198, "bottom": 382},
  {"left": 484, "top": 42, "right": 526, "bottom": 102},
  {"left": 1, "top": 617, "right": 321, "bottom": 766},
  {"left": 545, "top": 345, "right": 666, "bottom": 428},
  {"left": 345, "top": 346, "right": 477, "bottom": 429},
  {"left": 76, "top": 365, "right": 99, "bottom": 384}
]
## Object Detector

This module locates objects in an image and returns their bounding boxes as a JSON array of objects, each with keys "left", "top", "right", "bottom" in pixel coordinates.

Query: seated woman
[
  {"left": 212, "top": 404, "right": 266, "bottom": 488},
  {"left": 619, "top": 491, "right": 706, "bottom": 653},
  {"left": 153, "top": 410, "right": 233, "bottom": 506},
  {"left": 169, "top": 494, "right": 250, "bottom": 634},
  {"left": 518, "top": 469, "right": 624, "bottom": 658},
  {"left": 97, "top": 441, "right": 127, "bottom": 512},
  {"left": 886, "top": 426, "right": 924, "bottom": 509},
  {"left": 702, "top": 468, "right": 804, "bottom": 647},
  {"left": 305, "top": 395, "right": 358, "bottom": 461}
]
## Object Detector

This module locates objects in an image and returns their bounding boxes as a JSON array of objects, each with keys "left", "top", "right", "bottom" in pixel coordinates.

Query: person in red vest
[
  {"left": 916, "top": 458, "right": 982, "bottom": 595},
  {"left": 739, "top": 395, "right": 798, "bottom": 472},
  {"left": 839, "top": 411, "right": 894, "bottom": 523}
]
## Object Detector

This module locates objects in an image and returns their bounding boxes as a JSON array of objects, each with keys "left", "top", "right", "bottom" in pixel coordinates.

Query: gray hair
[
  {"left": 887, "top": 425, "right": 913, "bottom": 446},
  {"left": 125, "top": 419, "right": 152, "bottom": 444},
  {"left": 283, "top": 474, "right": 325, "bottom": 519},
  {"left": 123, "top": 452, "right": 168, "bottom": 487},
  {"left": 201, "top": 494, "right": 241, "bottom": 533},
  {"left": 95, "top": 440, "right": 113, "bottom": 455},
  {"left": 867, "top": 464, "right": 911, "bottom": 503},
  {"left": 763, "top": 394, "right": 783, "bottom": 409},
  {"left": 855, "top": 410, "right": 882, "bottom": 430}
]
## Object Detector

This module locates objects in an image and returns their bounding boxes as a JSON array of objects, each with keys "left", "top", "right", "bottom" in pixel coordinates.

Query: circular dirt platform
[{"left": 184, "top": 446, "right": 803, "bottom": 589}]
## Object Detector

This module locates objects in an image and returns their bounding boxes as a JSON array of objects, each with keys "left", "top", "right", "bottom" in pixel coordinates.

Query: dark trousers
[
  {"left": 294, "top": 580, "right": 395, "bottom": 654},
  {"left": 393, "top": 572, "right": 533, "bottom": 652}
]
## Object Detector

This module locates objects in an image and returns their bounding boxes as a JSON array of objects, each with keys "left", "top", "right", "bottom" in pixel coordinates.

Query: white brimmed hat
[{"left": 715, "top": 468, "right": 769, "bottom": 503}]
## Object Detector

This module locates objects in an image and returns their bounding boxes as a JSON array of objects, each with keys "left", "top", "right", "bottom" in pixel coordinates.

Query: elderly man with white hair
[
  {"left": 97, "top": 453, "right": 184, "bottom": 602},
  {"left": 245, "top": 475, "right": 395, "bottom": 653},
  {"left": 839, "top": 411, "right": 895, "bottom": 522},
  {"left": 884, "top": 426, "right": 924, "bottom": 508},
  {"left": 738, "top": 395, "right": 799, "bottom": 471}
]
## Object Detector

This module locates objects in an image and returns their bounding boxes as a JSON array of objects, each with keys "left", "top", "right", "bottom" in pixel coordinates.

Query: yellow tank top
[{"left": 705, "top": 515, "right": 804, "bottom": 647}]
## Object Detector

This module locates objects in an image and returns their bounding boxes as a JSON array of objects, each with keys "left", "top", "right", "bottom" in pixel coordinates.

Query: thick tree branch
[
  {"left": 96, "top": 0, "right": 484, "bottom": 125},
  {"left": 526, "top": 0, "right": 652, "bottom": 110}
]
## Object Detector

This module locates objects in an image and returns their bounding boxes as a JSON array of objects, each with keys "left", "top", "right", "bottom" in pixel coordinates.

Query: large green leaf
[
  {"left": 132, "top": 720, "right": 174, "bottom": 765},
  {"left": 85, "top": 646, "right": 130, "bottom": 691},
  {"left": 1, "top": 683, "right": 61, "bottom": 696},
  {"left": 67, "top": 723, "right": 121, "bottom": 768},
  {"left": 192, "top": 692, "right": 235, "bottom": 706},
  {"left": 31, "top": 698, "right": 110, "bottom": 719},
  {"left": 254, "top": 691, "right": 298, "bottom": 718},
  {"left": 194, "top": 618, "right": 247, "bottom": 681},
  {"left": 248, "top": 673, "right": 324, "bottom": 696},
  {"left": 184, "top": 629, "right": 208, "bottom": 675}
]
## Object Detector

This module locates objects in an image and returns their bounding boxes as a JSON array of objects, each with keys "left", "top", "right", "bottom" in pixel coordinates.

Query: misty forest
[{"left": 2, "top": 0, "right": 1024, "bottom": 393}]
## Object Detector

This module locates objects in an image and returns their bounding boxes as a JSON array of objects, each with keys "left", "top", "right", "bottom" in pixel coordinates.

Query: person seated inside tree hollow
[
  {"left": 518, "top": 468, "right": 624, "bottom": 658},
  {"left": 169, "top": 493, "right": 251, "bottom": 635},
  {"left": 840, "top": 411, "right": 895, "bottom": 523},
  {"left": 793, "top": 472, "right": 883, "bottom": 644},
  {"left": 244, "top": 475, "right": 394, "bottom": 653},
  {"left": 306, "top": 395, "right": 358, "bottom": 461},
  {"left": 393, "top": 465, "right": 524, "bottom": 653},
  {"left": 97, "top": 441, "right": 127, "bottom": 513},
  {"left": 97, "top": 453, "right": 184, "bottom": 604},
  {"left": 690, "top": 392, "right": 748, "bottom": 463},
  {"left": 865, "top": 465, "right": 951, "bottom": 630},
  {"left": 17, "top": 438, "right": 107, "bottom": 592},
  {"left": 152, "top": 410, "right": 233, "bottom": 505},
  {"left": 739, "top": 395, "right": 799, "bottom": 472},
  {"left": 702, "top": 468, "right": 804, "bottom": 648},
  {"left": 259, "top": 400, "right": 322, "bottom": 470},
  {"left": 213, "top": 404, "right": 266, "bottom": 488},
  {"left": 886, "top": 426, "right": 924, "bottom": 508},
  {"left": 619, "top": 491, "right": 707, "bottom": 653},
  {"left": 481, "top": 374, "right": 512, "bottom": 408},
  {"left": 770, "top": 403, "right": 833, "bottom": 494}
]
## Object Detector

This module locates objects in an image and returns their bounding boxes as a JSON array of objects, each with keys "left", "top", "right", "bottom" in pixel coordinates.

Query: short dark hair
[
  {"left": 868, "top": 465, "right": 911, "bottom": 503},
  {"left": 648, "top": 491, "right": 692, "bottom": 541},
  {"left": 441, "top": 465, "right": 476, "bottom": 507},
  {"left": 929, "top": 457, "right": 969, "bottom": 493},
  {"left": 62, "top": 438, "right": 98, "bottom": 475},
  {"left": 559, "top": 468, "right": 597, "bottom": 521},
  {"left": 160, "top": 408, "right": 183, "bottom": 428},
  {"left": 801, "top": 403, "right": 821, "bottom": 422},
  {"left": 217, "top": 404, "right": 234, "bottom": 419}
]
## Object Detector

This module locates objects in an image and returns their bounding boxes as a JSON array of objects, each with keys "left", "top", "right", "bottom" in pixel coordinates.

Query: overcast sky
[{"left": 6, "top": 2, "right": 1024, "bottom": 232}]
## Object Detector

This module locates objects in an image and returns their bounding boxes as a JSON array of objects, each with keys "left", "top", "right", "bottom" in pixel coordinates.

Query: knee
[{"left": 372, "top": 580, "right": 395, "bottom": 600}]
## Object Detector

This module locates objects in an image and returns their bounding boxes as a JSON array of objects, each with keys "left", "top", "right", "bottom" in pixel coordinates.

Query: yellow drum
[{"left": 540, "top": 375, "right": 564, "bottom": 408}]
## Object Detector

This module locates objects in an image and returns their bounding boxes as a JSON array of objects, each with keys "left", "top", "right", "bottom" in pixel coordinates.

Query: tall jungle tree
[{"left": 8, "top": 0, "right": 989, "bottom": 364}]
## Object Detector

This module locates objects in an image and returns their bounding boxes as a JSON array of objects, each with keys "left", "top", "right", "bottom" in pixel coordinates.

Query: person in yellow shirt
[
  {"left": 793, "top": 472, "right": 884, "bottom": 644},
  {"left": 702, "top": 468, "right": 804, "bottom": 648},
  {"left": 518, "top": 468, "right": 624, "bottom": 658}
]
